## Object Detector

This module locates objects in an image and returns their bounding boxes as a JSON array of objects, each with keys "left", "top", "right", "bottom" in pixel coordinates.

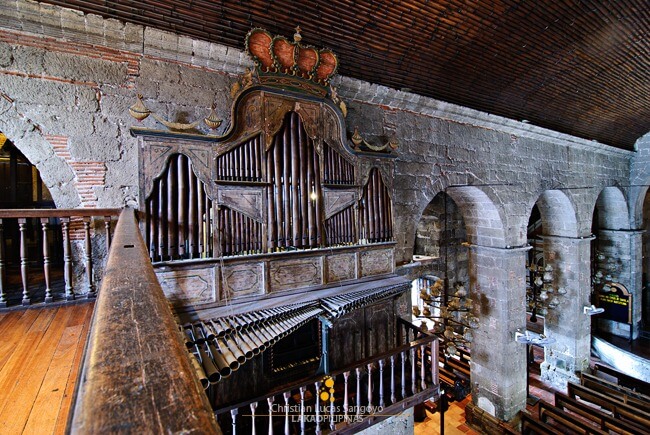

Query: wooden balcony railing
[
  {"left": 215, "top": 330, "right": 439, "bottom": 434},
  {"left": 0, "top": 208, "right": 120, "bottom": 307},
  {"left": 70, "top": 208, "right": 221, "bottom": 433}
]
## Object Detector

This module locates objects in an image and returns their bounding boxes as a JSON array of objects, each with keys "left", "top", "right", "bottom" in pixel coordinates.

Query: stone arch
[
  {"left": 535, "top": 190, "right": 579, "bottom": 238},
  {"left": 594, "top": 186, "right": 630, "bottom": 231},
  {"left": 0, "top": 101, "right": 79, "bottom": 208},
  {"left": 446, "top": 186, "right": 507, "bottom": 249}
]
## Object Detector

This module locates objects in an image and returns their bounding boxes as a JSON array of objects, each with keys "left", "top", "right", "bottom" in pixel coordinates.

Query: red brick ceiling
[{"left": 41, "top": 1, "right": 650, "bottom": 150}]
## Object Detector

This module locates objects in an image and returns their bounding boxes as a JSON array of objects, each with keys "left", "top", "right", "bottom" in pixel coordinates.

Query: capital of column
[
  {"left": 541, "top": 234, "right": 596, "bottom": 246},
  {"left": 599, "top": 229, "right": 645, "bottom": 238},
  {"left": 463, "top": 242, "right": 531, "bottom": 255}
]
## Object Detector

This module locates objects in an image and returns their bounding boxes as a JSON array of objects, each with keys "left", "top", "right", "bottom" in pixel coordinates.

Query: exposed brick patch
[
  {"left": 69, "top": 161, "right": 106, "bottom": 208},
  {"left": 68, "top": 216, "right": 86, "bottom": 241},
  {"left": 45, "top": 134, "right": 71, "bottom": 161},
  {"left": 45, "top": 135, "right": 107, "bottom": 210}
]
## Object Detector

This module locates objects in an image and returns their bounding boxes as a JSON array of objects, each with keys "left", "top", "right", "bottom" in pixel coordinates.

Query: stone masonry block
[{"left": 60, "top": 7, "right": 86, "bottom": 39}]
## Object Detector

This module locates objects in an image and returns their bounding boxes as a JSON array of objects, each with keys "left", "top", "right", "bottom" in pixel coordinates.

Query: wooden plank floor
[{"left": 0, "top": 302, "right": 94, "bottom": 434}]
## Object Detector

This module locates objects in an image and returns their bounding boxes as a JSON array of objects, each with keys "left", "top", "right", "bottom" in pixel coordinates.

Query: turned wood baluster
[
  {"left": 231, "top": 408, "right": 238, "bottom": 435},
  {"left": 250, "top": 402, "right": 258, "bottom": 435},
  {"left": 267, "top": 396, "right": 275, "bottom": 435},
  {"left": 432, "top": 340, "right": 439, "bottom": 386},
  {"left": 60, "top": 218, "right": 74, "bottom": 300},
  {"left": 18, "top": 218, "right": 30, "bottom": 305},
  {"left": 355, "top": 367, "right": 362, "bottom": 420},
  {"left": 314, "top": 381, "right": 321, "bottom": 434},
  {"left": 0, "top": 219, "right": 5, "bottom": 307},
  {"left": 283, "top": 391, "right": 291, "bottom": 435},
  {"left": 343, "top": 371, "right": 350, "bottom": 423},
  {"left": 401, "top": 351, "right": 406, "bottom": 399},
  {"left": 299, "top": 386, "right": 306, "bottom": 434},
  {"left": 329, "top": 374, "right": 336, "bottom": 431},
  {"left": 41, "top": 218, "right": 53, "bottom": 303},
  {"left": 390, "top": 355, "right": 396, "bottom": 404},
  {"left": 378, "top": 359, "right": 385, "bottom": 408},
  {"left": 410, "top": 347, "right": 416, "bottom": 394},
  {"left": 103, "top": 216, "right": 112, "bottom": 251},
  {"left": 420, "top": 344, "right": 427, "bottom": 390},
  {"left": 83, "top": 217, "right": 96, "bottom": 298},
  {"left": 367, "top": 363, "right": 373, "bottom": 408}
]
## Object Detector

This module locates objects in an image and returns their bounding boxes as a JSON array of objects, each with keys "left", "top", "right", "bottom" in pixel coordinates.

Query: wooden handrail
[
  {"left": 69, "top": 208, "right": 221, "bottom": 434},
  {"left": 0, "top": 208, "right": 121, "bottom": 218}
]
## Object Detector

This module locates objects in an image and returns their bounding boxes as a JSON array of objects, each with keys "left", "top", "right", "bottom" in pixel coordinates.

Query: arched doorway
[
  {"left": 0, "top": 132, "right": 62, "bottom": 305},
  {"left": 412, "top": 191, "right": 473, "bottom": 401}
]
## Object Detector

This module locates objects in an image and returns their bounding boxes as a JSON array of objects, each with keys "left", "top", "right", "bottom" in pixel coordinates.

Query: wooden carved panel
[
  {"left": 157, "top": 266, "right": 215, "bottom": 306},
  {"left": 360, "top": 248, "right": 394, "bottom": 277},
  {"left": 264, "top": 97, "right": 295, "bottom": 148},
  {"left": 294, "top": 101, "right": 321, "bottom": 141},
  {"left": 329, "top": 310, "right": 364, "bottom": 369},
  {"left": 323, "top": 105, "right": 344, "bottom": 147},
  {"left": 221, "top": 262, "right": 265, "bottom": 299},
  {"left": 323, "top": 189, "right": 357, "bottom": 219},
  {"left": 269, "top": 257, "right": 322, "bottom": 292},
  {"left": 325, "top": 252, "right": 357, "bottom": 283},
  {"left": 216, "top": 186, "right": 265, "bottom": 222},
  {"left": 365, "top": 302, "right": 393, "bottom": 356}
]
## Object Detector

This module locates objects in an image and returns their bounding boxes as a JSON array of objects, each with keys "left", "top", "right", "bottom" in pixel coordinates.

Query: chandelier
[
  {"left": 413, "top": 276, "right": 479, "bottom": 356},
  {"left": 591, "top": 251, "right": 621, "bottom": 294},
  {"left": 526, "top": 263, "right": 565, "bottom": 322}
]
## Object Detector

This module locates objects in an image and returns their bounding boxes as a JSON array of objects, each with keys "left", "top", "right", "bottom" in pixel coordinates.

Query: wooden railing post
[
  {"left": 250, "top": 402, "right": 258, "bottom": 435},
  {"left": 61, "top": 217, "right": 75, "bottom": 301},
  {"left": 267, "top": 395, "right": 275, "bottom": 435},
  {"left": 40, "top": 218, "right": 53, "bottom": 303},
  {"left": 104, "top": 216, "right": 112, "bottom": 251},
  {"left": 83, "top": 217, "right": 96, "bottom": 298},
  {"left": 0, "top": 218, "right": 5, "bottom": 308},
  {"left": 18, "top": 218, "right": 29, "bottom": 305}
]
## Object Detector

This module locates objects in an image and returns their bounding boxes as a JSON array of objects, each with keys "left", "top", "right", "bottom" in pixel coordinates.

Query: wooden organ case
[{"left": 132, "top": 28, "right": 412, "bottom": 409}]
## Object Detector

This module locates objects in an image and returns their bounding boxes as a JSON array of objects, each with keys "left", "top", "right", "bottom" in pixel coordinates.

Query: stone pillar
[
  {"left": 595, "top": 229, "right": 644, "bottom": 339},
  {"left": 540, "top": 235, "right": 593, "bottom": 388},
  {"left": 468, "top": 245, "right": 529, "bottom": 421}
]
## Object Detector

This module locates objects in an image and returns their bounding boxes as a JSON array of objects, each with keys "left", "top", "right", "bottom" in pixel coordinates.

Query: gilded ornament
[
  {"left": 129, "top": 94, "right": 151, "bottom": 121},
  {"left": 204, "top": 104, "right": 223, "bottom": 130},
  {"left": 351, "top": 127, "right": 363, "bottom": 147}
]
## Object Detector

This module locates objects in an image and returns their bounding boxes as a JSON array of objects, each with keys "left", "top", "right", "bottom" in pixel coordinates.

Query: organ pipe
[
  {"left": 145, "top": 154, "right": 213, "bottom": 261},
  {"left": 359, "top": 168, "right": 393, "bottom": 243}
]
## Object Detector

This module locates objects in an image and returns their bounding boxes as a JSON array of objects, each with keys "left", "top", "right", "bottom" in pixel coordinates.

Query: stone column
[
  {"left": 468, "top": 244, "right": 529, "bottom": 421},
  {"left": 540, "top": 235, "right": 593, "bottom": 388},
  {"left": 595, "top": 229, "right": 644, "bottom": 339}
]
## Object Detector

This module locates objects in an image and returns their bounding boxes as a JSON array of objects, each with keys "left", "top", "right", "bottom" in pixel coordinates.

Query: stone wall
[{"left": 1, "top": 0, "right": 647, "bottom": 422}]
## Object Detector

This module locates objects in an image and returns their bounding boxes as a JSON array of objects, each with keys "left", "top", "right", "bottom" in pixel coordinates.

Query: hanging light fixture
[
  {"left": 413, "top": 193, "right": 478, "bottom": 356},
  {"left": 526, "top": 261, "right": 563, "bottom": 323}
]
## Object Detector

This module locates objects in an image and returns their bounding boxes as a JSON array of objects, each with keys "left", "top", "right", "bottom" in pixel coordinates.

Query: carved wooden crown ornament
[{"left": 245, "top": 27, "right": 339, "bottom": 97}]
